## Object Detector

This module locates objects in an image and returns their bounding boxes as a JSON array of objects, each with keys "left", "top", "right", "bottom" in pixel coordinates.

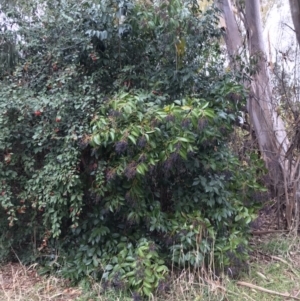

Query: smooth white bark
[
  {"left": 218, "top": 0, "right": 289, "bottom": 175},
  {"left": 217, "top": 0, "right": 242, "bottom": 57},
  {"left": 245, "top": 0, "right": 288, "bottom": 155}
]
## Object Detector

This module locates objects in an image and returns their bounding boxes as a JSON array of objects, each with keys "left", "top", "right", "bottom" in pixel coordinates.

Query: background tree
[{"left": 217, "top": 0, "right": 300, "bottom": 229}]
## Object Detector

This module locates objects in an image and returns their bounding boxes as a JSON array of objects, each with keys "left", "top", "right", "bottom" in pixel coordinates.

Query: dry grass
[
  {"left": 1, "top": 234, "right": 300, "bottom": 301},
  {"left": 0, "top": 265, "right": 224, "bottom": 301},
  {"left": 0, "top": 263, "right": 82, "bottom": 301}
]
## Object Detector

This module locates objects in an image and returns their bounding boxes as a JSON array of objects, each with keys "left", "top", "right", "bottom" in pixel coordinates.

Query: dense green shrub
[{"left": 0, "top": 0, "right": 265, "bottom": 296}]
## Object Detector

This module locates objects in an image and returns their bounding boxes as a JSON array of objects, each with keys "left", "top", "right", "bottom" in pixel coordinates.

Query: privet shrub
[{"left": 0, "top": 0, "right": 265, "bottom": 296}]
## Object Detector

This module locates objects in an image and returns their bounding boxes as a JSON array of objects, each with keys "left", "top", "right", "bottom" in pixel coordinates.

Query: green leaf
[
  {"left": 203, "top": 109, "right": 215, "bottom": 118},
  {"left": 201, "top": 102, "right": 209, "bottom": 109},
  {"left": 124, "top": 270, "right": 135, "bottom": 277},
  {"left": 125, "top": 256, "right": 135, "bottom": 262},
  {"left": 145, "top": 269, "right": 152, "bottom": 277},
  {"left": 93, "top": 134, "right": 101, "bottom": 145},
  {"left": 93, "top": 255, "right": 98, "bottom": 267},
  {"left": 176, "top": 137, "right": 190, "bottom": 142},
  {"left": 105, "top": 264, "right": 113, "bottom": 271},
  {"left": 137, "top": 248, "right": 145, "bottom": 257},
  {"left": 143, "top": 281, "right": 152, "bottom": 289},
  {"left": 136, "top": 164, "right": 145, "bottom": 175},
  {"left": 128, "top": 135, "right": 136, "bottom": 144},
  {"left": 109, "top": 131, "right": 115, "bottom": 141},
  {"left": 142, "top": 286, "right": 152, "bottom": 296},
  {"left": 156, "top": 265, "right": 168, "bottom": 273},
  {"left": 179, "top": 149, "right": 187, "bottom": 160}
]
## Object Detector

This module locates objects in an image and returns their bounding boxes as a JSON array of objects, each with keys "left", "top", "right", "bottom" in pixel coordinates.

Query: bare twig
[{"left": 283, "top": 23, "right": 296, "bottom": 33}]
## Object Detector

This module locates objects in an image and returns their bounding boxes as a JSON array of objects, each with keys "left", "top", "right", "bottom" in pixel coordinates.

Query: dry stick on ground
[
  {"left": 251, "top": 230, "right": 289, "bottom": 235},
  {"left": 270, "top": 255, "right": 300, "bottom": 277},
  {"left": 237, "top": 281, "right": 300, "bottom": 300}
]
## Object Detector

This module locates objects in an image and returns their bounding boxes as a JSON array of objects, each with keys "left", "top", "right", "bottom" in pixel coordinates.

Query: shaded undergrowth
[{"left": 1, "top": 233, "right": 300, "bottom": 301}]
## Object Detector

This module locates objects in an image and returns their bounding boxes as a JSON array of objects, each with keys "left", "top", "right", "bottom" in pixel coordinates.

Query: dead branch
[
  {"left": 237, "top": 281, "right": 300, "bottom": 300},
  {"left": 251, "top": 230, "right": 289, "bottom": 235}
]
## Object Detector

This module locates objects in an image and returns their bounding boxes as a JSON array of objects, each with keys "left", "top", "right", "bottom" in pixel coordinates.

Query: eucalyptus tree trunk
[
  {"left": 289, "top": 0, "right": 300, "bottom": 47},
  {"left": 218, "top": 0, "right": 242, "bottom": 57},
  {"left": 245, "top": 0, "right": 289, "bottom": 158},
  {"left": 218, "top": 0, "right": 293, "bottom": 227}
]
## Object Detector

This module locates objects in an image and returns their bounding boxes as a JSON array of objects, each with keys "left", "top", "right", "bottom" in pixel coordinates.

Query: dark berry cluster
[
  {"left": 165, "top": 114, "right": 175, "bottom": 123},
  {"left": 115, "top": 140, "right": 128, "bottom": 154},
  {"left": 197, "top": 118, "right": 208, "bottom": 131},
  {"left": 135, "top": 260, "right": 145, "bottom": 279},
  {"left": 151, "top": 119, "right": 159, "bottom": 127},
  {"left": 101, "top": 280, "right": 110, "bottom": 291},
  {"left": 149, "top": 242, "right": 156, "bottom": 252},
  {"left": 137, "top": 136, "right": 147, "bottom": 148},
  {"left": 125, "top": 162, "right": 137, "bottom": 180},
  {"left": 125, "top": 191, "right": 136, "bottom": 206},
  {"left": 164, "top": 235, "right": 174, "bottom": 246},
  {"left": 112, "top": 273, "right": 125, "bottom": 289},
  {"left": 225, "top": 247, "right": 249, "bottom": 278},
  {"left": 175, "top": 142, "right": 181, "bottom": 151},
  {"left": 219, "top": 125, "right": 228, "bottom": 135},
  {"left": 164, "top": 152, "right": 180, "bottom": 171},
  {"left": 157, "top": 279, "right": 170, "bottom": 293},
  {"left": 181, "top": 118, "right": 191, "bottom": 129},
  {"left": 108, "top": 109, "right": 121, "bottom": 117},
  {"left": 187, "top": 151, "right": 195, "bottom": 158},
  {"left": 136, "top": 266, "right": 145, "bottom": 279},
  {"left": 78, "top": 139, "right": 89, "bottom": 149},
  {"left": 222, "top": 170, "right": 233, "bottom": 181},
  {"left": 106, "top": 168, "right": 116, "bottom": 181},
  {"left": 132, "top": 292, "right": 142, "bottom": 301},
  {"left": 138, "top": 154, "right": 146, "bottom": 163}
]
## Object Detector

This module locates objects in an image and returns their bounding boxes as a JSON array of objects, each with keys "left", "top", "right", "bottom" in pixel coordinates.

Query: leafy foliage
[{"left": 0, "top": 0, "right": 265, "bottom": 296}]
